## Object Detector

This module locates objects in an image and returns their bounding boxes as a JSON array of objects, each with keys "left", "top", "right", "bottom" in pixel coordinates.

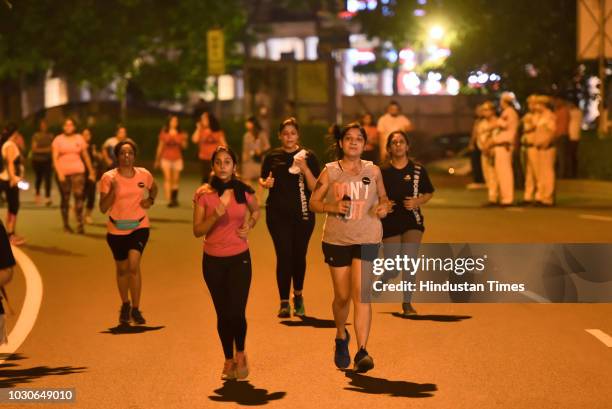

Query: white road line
[
  {"left": 585, "top": 329, "right": 612, "bottom": 347},
  {"left": 520, "top": 290, "right": 550, "bottom": 303},
  {"left": 0, "top": 246, "right": 43, "bottom": 363},
  {"left": 579, "top": 214, "right": 612, "bottom": 222}
]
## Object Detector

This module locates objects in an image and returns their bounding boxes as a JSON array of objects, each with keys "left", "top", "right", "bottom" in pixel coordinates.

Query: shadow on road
[
  {"left": 0, "top": 353, "right": 86, "bottom": 388},
  {"left": 344, "top": 372, "right": 436, "bottom": 398},
  {"left": 384, "top": 312, "right": 472, "bottom": 322},
  {"left": 100, "top": 323, "right": 165, "bottom": 335},
  {"left": 23, "top": 244, "right": 85, "bottom": 257},
  {"left": 209, "top": 380, "right": 286, "bottom": 405},
  {"left": 279, "top": 315, "right": 350, "bottom": 328}
]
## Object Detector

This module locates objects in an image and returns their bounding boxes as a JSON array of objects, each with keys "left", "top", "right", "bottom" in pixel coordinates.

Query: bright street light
[{"left": 429, "top": 25, "right": 445, "bottom": 40}]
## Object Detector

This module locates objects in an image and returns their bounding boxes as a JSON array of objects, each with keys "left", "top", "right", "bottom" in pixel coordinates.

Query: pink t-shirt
[
  {"left": 100, "top": 167, "right": 154, "bottom": 235},
  {"left": 52, "top": 134, "right": 86, "bottom": 176},
  {"left": 159, "top": 131, "right": 187, "bottom": 161},
  {"left": 194, "top": 188, "right": 254, "bottom": 257}
]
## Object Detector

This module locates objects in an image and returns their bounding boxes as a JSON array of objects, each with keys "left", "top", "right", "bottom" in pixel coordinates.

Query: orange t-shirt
[
  {"left": 198, "top": 128, "right": 225, "bottom": 160},
  {"left": 100, "top": 167, "right": 154, "bottom": 235},
  {"left": 159, "top": 131, "right": 187, "bottom": 161}
]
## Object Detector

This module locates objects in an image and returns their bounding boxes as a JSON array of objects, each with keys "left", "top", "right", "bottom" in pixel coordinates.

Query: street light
[{"left": 429, "top": 25, "right": 445, "bottom": 41}]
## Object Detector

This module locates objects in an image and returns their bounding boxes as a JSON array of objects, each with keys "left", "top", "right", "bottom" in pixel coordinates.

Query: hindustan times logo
[{"left": 372, "top": 255, "right": 488, "bottom": 276}]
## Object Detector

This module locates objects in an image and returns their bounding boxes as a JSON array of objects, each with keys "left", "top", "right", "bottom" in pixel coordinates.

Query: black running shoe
[
  {"left": 353, "top": 347, "right": 374, "bottom": 373},
  {"left": 131, "top": 307, "right": 146, "bottom": 325},
  {"left": 277, "top": 301, "right": 291, "bottom": 318},
  {"left": 293, "top": 295, "right": 305, "bottom": 317},
  {"left": 334, "top": 329, "right": 351, "bottom": 369},
  {"left": 119, "top": 302, "right": 130, "bottom": 324}
]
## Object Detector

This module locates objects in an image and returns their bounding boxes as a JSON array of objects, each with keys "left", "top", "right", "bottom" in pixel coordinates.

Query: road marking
[
  {"left": 0, "top": 246, "right": 43, "bottom": 363},
  {"left": 520, "top": 290, "right": 550, "bottom": 303},
  {"left": 585, "top": 329, "right": 612, "bottom": 347},
  {"left": 579, "top": 214, "right": 612, "bottom": 222}
]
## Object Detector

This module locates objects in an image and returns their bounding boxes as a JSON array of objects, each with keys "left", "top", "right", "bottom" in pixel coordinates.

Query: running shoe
[
  {"left": 293, "top": 295, "right": 305, "bottom": 317},
  {"left": 277, "top": 301, "right": 291, "bottom": 318},
  {"left": 119, "top": 302, "right": 131, "bottom": 324},
  {"left": 221, "top": 360, "right": 236, "bottom": 380},
  {"left": 63, "top": 225, "right": 74, "bottom": 234},
  {"left": 76, "top": 225, "right": 85, "bottom": 235},
  {"left": 44, "top": 197, "right": 52, "bottom": 207},
  {"left": 85, "top": 215, "right": 94, "bottom": 224},
  {"left": 131, "top": 307, "right": 146, "bottom": 325},
  {"left": 235, "top": 354, "right": 249, "bottom": 380},
  {"left": 353, "top": 347, "right": 374, "bottom": 373},
  {"left": 401, "top": 302, "right": 417, "bottom": 317},
  {"left": 334, "top": 329, "right": 351, "bottom": 369}
]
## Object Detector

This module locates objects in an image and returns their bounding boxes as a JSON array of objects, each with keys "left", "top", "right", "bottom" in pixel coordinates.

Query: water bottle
[{"left": 341, "top": 194, "right": 352, "bottom": 220}]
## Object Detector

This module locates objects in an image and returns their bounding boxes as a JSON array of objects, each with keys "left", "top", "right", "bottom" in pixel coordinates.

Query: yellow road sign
[{"left": 207, "top": 29, "right": 225, "bottom": 75}]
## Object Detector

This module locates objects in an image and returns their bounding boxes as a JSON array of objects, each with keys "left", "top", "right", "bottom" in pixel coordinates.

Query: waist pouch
[{"left": 110, "top": 216, "right": 145, "bottom": 230}]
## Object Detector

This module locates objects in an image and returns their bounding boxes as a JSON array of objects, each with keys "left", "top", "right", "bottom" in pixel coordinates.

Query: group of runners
[{"left": 1, "top": 114, "right": 435, "bottom": 381}]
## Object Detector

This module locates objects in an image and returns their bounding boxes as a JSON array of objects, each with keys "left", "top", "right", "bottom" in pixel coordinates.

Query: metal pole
[{"left": 599, "top": 0, "right": 607, "bottom": 135}]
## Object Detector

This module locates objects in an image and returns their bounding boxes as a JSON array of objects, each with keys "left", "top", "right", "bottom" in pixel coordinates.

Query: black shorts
[
  {"left": 322, "top": 242, "right": 380, "bottom": 267},
  {"left": 0, "top": 221, "right": 16, "bottom": 269},
  {"left": 106, "top": 228, "right": 150, "bottom": 261}
]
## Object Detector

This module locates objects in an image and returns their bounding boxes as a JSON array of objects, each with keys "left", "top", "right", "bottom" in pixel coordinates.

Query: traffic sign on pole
[{"left": 207, "top": 29, "right": 225, "bottom": 76}]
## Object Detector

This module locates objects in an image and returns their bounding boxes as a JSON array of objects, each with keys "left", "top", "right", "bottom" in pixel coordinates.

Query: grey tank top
[{"left": 322, "top": 160, "right": 383, "bottom": 245}]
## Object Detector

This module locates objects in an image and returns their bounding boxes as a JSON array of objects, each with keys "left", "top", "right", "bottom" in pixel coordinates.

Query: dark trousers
[
  {"left": 84, "top": 179, "right": 96, "bottom": 211},
  {"left": 470, "top": 148, "right": 484, "bottom": 183},
  {"left": 32, "top": 159, "right": 52, "bottom": 197},
  {"left": 0, "top": 181, "right": 19, "bottom": 215},
  {"left": 568, "top": 140, "right": 579, "bottom": 178},
  {"left": 203, "top": 250, "right": 252, "bottom": 359},
  {"left": 556, "top": 134, "right": 570, "bottom": 178},
  {"left": 266, "top": 212, "right": 315, "bottom": 300}
]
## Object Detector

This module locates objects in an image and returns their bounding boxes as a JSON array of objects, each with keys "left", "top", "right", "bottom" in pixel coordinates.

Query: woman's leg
[
  {"left": 115, "top": 259, "right": 130, "bottom": 304},
  {"left": 291, "top": 217, "right": 315, "bottom": 296},
  {"left": 160, "top": 161, "right": 172, "bottom": 203},
  {"left": 228, "top": 251, "right": 252, "bottom": 354},
  {"left": 32, "top": 161, "right": 43, "bottom": 197},
  {"left": 266, "top": 215, "right": 294, "bottom": 307},
  {"left": 43, "top": 160, "right": 53, "bottom": 200},
  {"left": 57, "top": 176, "right": 72, "bottom": 230},
  {"left": 127, "top": 249, "right": 143, "bottom": 308},
  {"left": 330, "top": 265, "right": 352, "bottom": 339},
  {"left": 203, "top": 254, "right": 234, "bottom": 360},
  {"left": 350, "top": 257, "right": 372, "bottom": 349},
  {"left": 71, "top": 173, "right": 86, "bottom": 232},
  {"left": 400, "top": 230, "right": 423, "bottom": 308}
]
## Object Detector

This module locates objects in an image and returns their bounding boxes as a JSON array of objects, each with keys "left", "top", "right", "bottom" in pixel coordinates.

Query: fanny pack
[{"left": 109, "top": 216, "right": 145, "bottom": 230}]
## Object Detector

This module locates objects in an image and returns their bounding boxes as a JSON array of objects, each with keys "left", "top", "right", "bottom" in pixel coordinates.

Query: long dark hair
[
  {"left": 246, "top": 115, "right": 261, "bottom": 139},
  {"left": 1, "top": 123, "right": 17, "bottom": 145},
  {"left": 209, "top": 146, "right": 254, "bottom": 204},
  {"left": 331, "top": 122, "right": 367, "bottom": 159},
  {"left": 278, "top": 117, "right": 299, "bottom": 134},
  {"left": 163, "top": 114, "right": 182, "bottom": 133},
  {"left": 203, "top": 111, "right": 221, "bottom": 132}
]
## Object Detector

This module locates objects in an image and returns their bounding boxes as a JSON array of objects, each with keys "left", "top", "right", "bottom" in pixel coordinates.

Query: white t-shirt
[
  {"left": 0, "top": 140, "right": 19, "bottom": 181},
  {"left": 377, "top": 113, "right": 412, "bottom": 151}
]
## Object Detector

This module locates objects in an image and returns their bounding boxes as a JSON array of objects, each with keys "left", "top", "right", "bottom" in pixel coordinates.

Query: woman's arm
[
  {"left": 193, "top": 197, "right": 224, "bottom": 238},
  {"left": 181, "top": 132, "right": 188, "bottom": 149},
  {"left": 309, "top": 168, "right": 349, "bottom": 214},
  {"left": 154, "top": 136, "right": 163, "bottom": 168},
  {"left": 6, "top": 144, "right": 19, "bottom": 186},
  {"left": 191, "top": 126, "right": 200, "bottom": 144},
  {"left": 99, "top": 178, "right": 116, "bottom": 213},
  {"left": 81, "top": 147, "right": 96, "bottom": 181},
  {"left": 237, "top": 194, "right": 261, "bottom": 238},
  {"left": 51, "top": 142, "right": 65, "bottom": 182},
  {"left": 370, "top": 166, "right": 390, "bottom": 218}
]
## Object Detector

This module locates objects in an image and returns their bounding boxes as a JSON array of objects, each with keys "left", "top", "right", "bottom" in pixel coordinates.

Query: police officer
[
  {"left": 489, "top": 92, "right": 518, "bottom": 206},
  {"left": 533, "top": 96, "right": 557, "bottom": 206},
  {"left": 521, "top": 95, "right": 539, "bottom": 205},
  {"left": 476, "top": 101, "right": 499, "bottom": 206}
]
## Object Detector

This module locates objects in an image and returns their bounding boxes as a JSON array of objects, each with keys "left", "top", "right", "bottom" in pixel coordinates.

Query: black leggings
[
  {"left": 266, "top": 213, "right": 315, "bottom": 300},
  {"left": 203, "top": 250, "right": 252, "bottom": 359},
  {"left": 84, "top": 178, "right": 96, "bottom": 211},
  {"left": 0, "top": 181, "right": 19, "bottom": 215},
  {"left": 57, "top": 173, "right": 86, "bottom": 227},
  {"left": 32, "top": 159, "right": 52, "bottom": 197}
]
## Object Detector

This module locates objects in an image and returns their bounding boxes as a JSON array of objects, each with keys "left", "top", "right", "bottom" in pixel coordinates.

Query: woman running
[
  {"left": 309, "top": 122, "right": 389, "bottom": 373},
  {"left": 381, "top": 131, "right": 434, "bottom": 316},
  {"left": 260, "top": 117, "right": 320, "bottom": 318},
  {"left": 155, "top": 115, "right": 187, "bottom": 207},
  {"left": 193, "top": 146, "right": 260, "bottom": 380},
  {"left": 0, "top": 219, "right": 16, "bottom": 344},
  {"left": 99, "top": 139, "right": 157, "bottom": 325},
  {"left": 52, "top": 118, "right": 96, "bottom": 234},
  {"left": 0, "top": 124, "right": 26, "bottom": 245},
  {"left": 241, "top": 116, "right": 270, "bottom": 202},
  {"left": 192, "top": 111, "right": 227, "bottom": 183},
  {"left": 30, "top": 118, "right": 54, "bottom": 205}
]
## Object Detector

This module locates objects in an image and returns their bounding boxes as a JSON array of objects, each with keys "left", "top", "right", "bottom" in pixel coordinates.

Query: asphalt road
[{"left": 1, "top": 172, "right": 611, "bottom": 409}]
